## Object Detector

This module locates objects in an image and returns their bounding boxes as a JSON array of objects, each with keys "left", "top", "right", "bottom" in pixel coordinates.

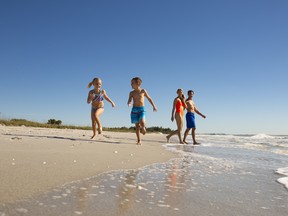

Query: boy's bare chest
[{"left": 132, "top": 92, "right": 144, "bottom": 99}]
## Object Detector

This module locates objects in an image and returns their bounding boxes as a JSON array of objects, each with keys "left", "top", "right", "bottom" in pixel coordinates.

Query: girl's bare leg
[
  {"left": 91, "top": 108, "right": 104, "bottom": 138},
  {"left": 175, "top": 114, "right": 184, "bottom": 144},
  {"left": 166, "top": 130, "right": 177, "bottom": 142},
  {"left": 95, "top": 108, "right": 104, "bottom": 134},
  {"left": 183, "top": 128, "right": 190, "bottom": 144},
  {"left": 91, "top": 111, "right": 96, "bottom": 139}
]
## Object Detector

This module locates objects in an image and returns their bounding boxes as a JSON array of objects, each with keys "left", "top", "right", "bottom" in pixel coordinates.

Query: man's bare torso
[{"left": 186, "top": 99, "right": 195, "bottom": 113}]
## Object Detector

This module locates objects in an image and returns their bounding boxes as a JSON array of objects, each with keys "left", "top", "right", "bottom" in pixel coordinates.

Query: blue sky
[{"left": 0, "top": 0, "right": 287, "bottom": 135}]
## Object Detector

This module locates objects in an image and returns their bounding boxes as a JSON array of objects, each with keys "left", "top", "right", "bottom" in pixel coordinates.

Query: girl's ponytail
[
  {"left": 87, "top": 81, "right": 93, "bottom": 88},
  {"left": 87, "top": 78, "right": 101, "bottom": 88}
]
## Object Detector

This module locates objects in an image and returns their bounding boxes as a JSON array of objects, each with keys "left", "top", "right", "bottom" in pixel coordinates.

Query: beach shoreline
[
  {"left": 0, "top": 125, "right": 177, "bottom": 204},
  {"left": 1, "top": 127, "right": 287, "bottom": 215}
]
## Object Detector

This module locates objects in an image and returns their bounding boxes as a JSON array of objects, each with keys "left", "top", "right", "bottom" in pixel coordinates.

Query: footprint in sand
[{"left": 10, "top": 137, "right": 22, "bottom": 141}]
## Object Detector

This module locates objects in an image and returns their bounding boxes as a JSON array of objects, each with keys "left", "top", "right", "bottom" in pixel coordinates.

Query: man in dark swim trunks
[{"left": 183, "top": 90, "right": 206, "bottom": 145}]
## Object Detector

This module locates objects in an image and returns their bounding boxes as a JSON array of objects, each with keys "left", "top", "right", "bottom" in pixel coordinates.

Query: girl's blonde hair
[{"left": 88, "top": 78, "right": 102, "bottom": 88}]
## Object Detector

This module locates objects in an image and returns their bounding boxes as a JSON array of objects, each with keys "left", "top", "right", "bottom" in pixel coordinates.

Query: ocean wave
[
  {"left": 276, "top": 167, "right": 288, "bottom": 176},
  {"left": 273, "top": 149, "right": 288, "bottom": 156},
  {"left": 276, "top": 167, "right": 288, "bottom": 190},
  {"left": 250, "top": 133, "right": 275, "bottom": 139}
]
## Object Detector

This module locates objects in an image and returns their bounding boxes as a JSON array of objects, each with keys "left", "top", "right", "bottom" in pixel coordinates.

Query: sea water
[{"left": 1, "top": 134, "right": 287, "bottom": 216}]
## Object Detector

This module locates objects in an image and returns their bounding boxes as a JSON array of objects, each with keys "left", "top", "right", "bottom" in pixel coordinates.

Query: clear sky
[{"left": 1, "top": 0, "right": 287, "bottom": 135}]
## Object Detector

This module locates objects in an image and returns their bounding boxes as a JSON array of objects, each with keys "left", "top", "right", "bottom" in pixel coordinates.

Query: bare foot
[
  {"left": 193, "top": 142, "right": 201, "bottom": 145},
  {"left": 142, "top": 127, "right": 146, "bottom": 135},
  {"left": 183, "top": 140, "right": 189, "bottom": 144},
  {"left": 98, "top": 127, "right": 102, "bottom": 134},
  {"left": 180, "top": 141, "right": 185, "bottom": 144},
  {"left": 91, "top": 134, "right": 96, "bottom": 139},
  {"left": 136, "top": 141, "right": 142, "bottom": 145},
  {"left": 166, "top": 135, "right": 170, "bottom": 143}
]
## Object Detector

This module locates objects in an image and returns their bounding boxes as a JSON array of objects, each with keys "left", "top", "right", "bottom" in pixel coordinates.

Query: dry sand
[{"left": 0, "top": 125, "right": 176, "bottom": 203}]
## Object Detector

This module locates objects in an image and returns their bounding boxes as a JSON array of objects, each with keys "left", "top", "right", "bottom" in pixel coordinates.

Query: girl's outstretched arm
[
  {"left": 103, "top": 90, "right": 115, "bottom": 107},
  {"left": 87, "top": 90, "right": 94, "bottom": 104}
]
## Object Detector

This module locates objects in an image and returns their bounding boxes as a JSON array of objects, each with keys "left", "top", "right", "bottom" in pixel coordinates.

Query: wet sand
[
  {"left": 1, "top": 147, "right": 287, "bottom": 216},
  {"left": 1, "top": 126, "right": 287, "bottom": 216},
  {"left": 0, "top": 125, "right": 176, "bottom": 204}
]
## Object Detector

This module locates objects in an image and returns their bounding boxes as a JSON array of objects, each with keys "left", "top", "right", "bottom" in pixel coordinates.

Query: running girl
[{"left": 87, "top": 77, "right": 115, "bottom": 139}]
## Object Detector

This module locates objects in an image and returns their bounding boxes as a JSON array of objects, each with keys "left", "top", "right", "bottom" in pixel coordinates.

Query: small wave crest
[
  {"left": 251, "top": 133, "right": 275, "bottom": 139},
  {"left": 276, "top": 167, "right": 288, "bottom": 190}
]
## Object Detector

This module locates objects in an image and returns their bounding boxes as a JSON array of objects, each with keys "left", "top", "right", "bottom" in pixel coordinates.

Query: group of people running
[{"left": 87, "top": 77, "right": 206, "bottom": 145}]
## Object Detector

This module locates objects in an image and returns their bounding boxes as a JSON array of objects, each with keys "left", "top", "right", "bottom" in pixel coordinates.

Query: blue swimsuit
[
  {"left": 186, "top": 112, "right": 196, "bottom": 129},
  {"left": 92, "top": 89, "right": 104, "bottom": 102},
  {"left": 91, "top": 90, "right": 104, "bottom": 112},
  {"left": 131, "top": 106, "right": 146, "bottom": 124}
]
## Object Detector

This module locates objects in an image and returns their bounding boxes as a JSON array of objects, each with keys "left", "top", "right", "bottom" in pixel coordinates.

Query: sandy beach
[
  {"left": 1, "top": 126, "right": 287, "bottom": 216},
  {"left": 0, "top": 125, "right": 176, "bottom": 204}
]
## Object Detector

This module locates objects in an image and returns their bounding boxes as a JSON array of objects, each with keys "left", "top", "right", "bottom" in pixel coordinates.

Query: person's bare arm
[
  {"left": 103, "top": 90, "right": 115, "bottom": 107},
  {"left": 127, "top": 92, "right": 133, "bottom": 107},
  {"left": 181, "top": 96, "right": 187, "bottom": 109},
  {"left": 195, "top": 107, "right": 206, "bottom": 118},
  {"left": 144, "top": 89, "right": 157, "bottom": 111},
  {"left": 87, "top": 90, "right": 94, "bottom": 104},
  {"left": 171, "top": 98, "right": 177, "bottom": 121}
]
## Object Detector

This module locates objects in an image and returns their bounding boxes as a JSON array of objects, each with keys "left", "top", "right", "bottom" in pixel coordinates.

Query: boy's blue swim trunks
[
  {"left": 186, "top": 112, "right": 196, "bottom": 129},
  {"left": 131, "top": 106, "right": 145, "bottom": 124}
]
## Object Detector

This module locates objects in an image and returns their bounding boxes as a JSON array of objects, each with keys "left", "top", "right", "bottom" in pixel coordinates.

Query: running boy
[
  {"left": 183, "top": 90, "right": 206, "bottom": 145},
  {"left": 127, "top": 77, "right": 157, "bottom": 145}
]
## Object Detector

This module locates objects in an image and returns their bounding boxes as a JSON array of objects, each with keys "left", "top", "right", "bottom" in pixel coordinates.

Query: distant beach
[{"left": 1, "top": 126, "right": 287, "bottom": 216}]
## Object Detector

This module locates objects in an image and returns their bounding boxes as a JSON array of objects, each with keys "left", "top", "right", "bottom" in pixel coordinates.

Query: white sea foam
[
  {"left": 251, "top": 133, "right": 275, "bottom": 139},
  {"left": 273, "top": 149, "right": 288, "bottom": 156},
  {"left": 198, "top": 134, "right": 288, "bottom": 156},
  {"left": 277, "top": 177, "right": 288, "bottom": 190},
  {"left": 276, "top": 167, "right": 288, "bottom": 176},
  {"left": 276, "top": 167, "right": 288, "bottom": 190}
]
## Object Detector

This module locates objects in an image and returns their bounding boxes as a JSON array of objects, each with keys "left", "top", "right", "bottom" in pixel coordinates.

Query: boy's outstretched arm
[
  {"left": 127, "top": 92, "right": 133, "bottom": 107},
  {"left": 144, "top": 90, "right": 157, "bottom": 111}
]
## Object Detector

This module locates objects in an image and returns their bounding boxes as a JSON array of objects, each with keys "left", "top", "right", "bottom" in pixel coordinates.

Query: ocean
[{"left": 1, "top": 133, "right": 287, "bottom": 216}]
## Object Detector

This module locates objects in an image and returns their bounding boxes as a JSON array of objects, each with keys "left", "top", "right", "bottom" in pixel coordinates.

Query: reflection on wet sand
[
  {"left": 0, "top": 157, "right": 193, "bottom": 215},
  {"left": 117, "top": 170, "right": 139, "bottom": 214},
  {"left": 74, "top": 183, "right": 92, "bottom": 215},
  {"left": 1, "top": 146, "right": 287, "bottom": 216}
]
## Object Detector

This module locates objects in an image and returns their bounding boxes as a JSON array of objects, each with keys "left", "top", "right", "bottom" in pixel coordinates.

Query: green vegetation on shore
[{"left": 0, "top": 118, "right": 172, "bottom": 134}]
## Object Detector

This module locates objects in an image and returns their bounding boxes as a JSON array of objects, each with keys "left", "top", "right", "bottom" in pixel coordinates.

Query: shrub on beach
[{"left": 47, "top": 119, "right": 62, "bottom": 125}]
